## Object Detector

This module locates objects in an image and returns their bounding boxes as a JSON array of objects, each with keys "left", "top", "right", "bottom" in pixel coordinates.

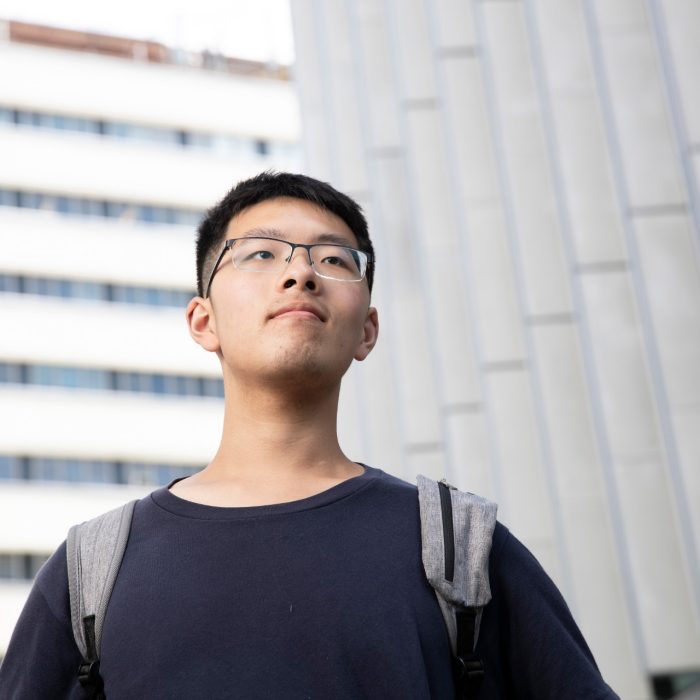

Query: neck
[{"left": 206, "top": 373, "right": 355, "bottom": 485}]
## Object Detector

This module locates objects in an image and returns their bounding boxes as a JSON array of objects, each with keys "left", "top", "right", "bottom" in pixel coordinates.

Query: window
[
  {"left": 0, "top": 362, "right": 223, "bottom": 398},
  {"left": 0, "top": 190, "right": 18, "bottom": 206},
  {"left": 0, "top": 273, "right": 194, "bottom": 306},
  {"left": 0, "top": 105, "right": 300, "bottom": 167},
  {"left": 18, "top": 192, "right": 43, "bottom": 208},
  {"left": 0, "top": 274, "right": 21, "bottom": 292},
  {"left": 0, "top": 108, "right": 15, "bottom": 124},
  {"left": 0, "top": 363, "right": 23, "bottom": 383},
  {"left": 0, "top": 453, "right": 201, "bottom": 487},
  {"left": 0, "top": 454, "right": 24, "bottom": 479},
  {"left": 0, "top": 188, "right": 203, "bottom": 226},
  {"left": 0, "top": 554, "right": 50, "bottom": 580}
]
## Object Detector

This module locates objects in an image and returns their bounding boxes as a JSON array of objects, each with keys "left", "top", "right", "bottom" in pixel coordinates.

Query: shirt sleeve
[
  {"left": 0, "top": 542, "right": 85, "bottom": 699},
  {"left": 482, "top": 525, "right": 620, "bottom": 699}
]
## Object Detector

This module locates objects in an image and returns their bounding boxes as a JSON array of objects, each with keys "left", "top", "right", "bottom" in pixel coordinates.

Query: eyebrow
[{"left": 239, "top": 227, "right": 356, "bottom": 247}]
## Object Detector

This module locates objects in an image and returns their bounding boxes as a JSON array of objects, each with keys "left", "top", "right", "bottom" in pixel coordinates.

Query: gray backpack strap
[
  {"left": 417, "top": 474, "right": 497, "bottom": 697},
  {"left": 66, "top": 499, "right": 137, "bottom": 696}
]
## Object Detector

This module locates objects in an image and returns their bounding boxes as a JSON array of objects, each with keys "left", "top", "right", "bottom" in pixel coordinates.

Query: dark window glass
[
  {"left": 16, "top": 111, "right": 34, "bottom": 126},
  {"left": 0, "top": 454, "right": 23, "bottom": 479},
  {"left": 0, "top": 359, "right": 221, "bottom": 399},
  {"left": 0, "top": 275, "right": 21, "bottom": 292},
  {"left": 152, "top": 375, "right": 166, "bottom": 394},
  {"left": 0, "top": 190, "right": 19, "bottom": 206},
  {"left": 0, "top": 554, "right": 23, "bottom": 579},
  {"left": 0, "top": 453, "right": 200, "bottom": 487},
  {"left": 0, "top": 363, "right": 23, "bottom": 383},
  {"left": 18, "top": 192, "right": 42, "bottom": 208}
]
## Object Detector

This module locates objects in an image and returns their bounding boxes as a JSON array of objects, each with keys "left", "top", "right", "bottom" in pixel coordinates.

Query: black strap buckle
[
  {"left": 453, "top": 655, "right": 485, "bottom": 696},
  {"left": 78, "top": 659, "right": 105, "bottom": 697}
]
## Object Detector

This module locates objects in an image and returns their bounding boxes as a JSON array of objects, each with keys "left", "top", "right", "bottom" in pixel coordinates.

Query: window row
[
  {"left": 0, "top": 188, "right": 203, "bottom": 227},
  {"left": 0, "top": 454, "right": 201, "bottom": 486},
  {"left": 0, "top": 553, "right": 49, "bottom": 581},
  {"left": 0, "top": 106, "right": 300, "bottom": 160},
  {"left": 0, "top": 363, "right": 224, "bottom": 398},
  {"left": 0, "top": 273, "right": 194, "bottom": 308}
]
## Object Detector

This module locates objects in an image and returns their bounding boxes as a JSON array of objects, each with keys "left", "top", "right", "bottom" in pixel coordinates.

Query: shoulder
[
  {"left": 356, "top": 466, "right": 421, "bottom": 508},
  {"left": 488, "top": 524, "right": 570, "bottom": 610},
  {"left": 33, "top": 540, "right": 71, "bottom": 621},
  {"left": 481, "top": 524, "right": 620, "bottom": 698},
  {"left": 487, "top": 524, "right": 576, "bottom": 625}
]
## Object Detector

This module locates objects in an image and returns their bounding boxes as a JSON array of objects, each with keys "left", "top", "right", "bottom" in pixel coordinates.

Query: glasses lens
[
  {"left": 231, "top": 238, "right": 291, "bottom": 271},
  {"left": 311, "top": 245, "right": 366, "bottom": 281}
]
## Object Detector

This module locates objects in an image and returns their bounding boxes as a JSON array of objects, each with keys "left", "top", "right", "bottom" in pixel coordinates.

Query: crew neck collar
[{"left": 150, "top": 464, "right": 380, "bottom": 520}]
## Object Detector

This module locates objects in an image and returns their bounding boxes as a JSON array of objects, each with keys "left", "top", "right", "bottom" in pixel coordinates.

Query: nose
[{"left": 280, "top": 245, "right": 318, "bottom": 291}]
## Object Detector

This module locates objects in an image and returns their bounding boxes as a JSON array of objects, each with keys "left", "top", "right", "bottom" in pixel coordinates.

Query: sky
[{"left": 0, "top": 0, "right": 295, "bottom": 64}]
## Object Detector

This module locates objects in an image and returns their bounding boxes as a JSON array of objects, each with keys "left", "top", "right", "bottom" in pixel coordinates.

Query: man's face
[{"left": 191, "top": 197, "right": 378, "bottom": 390}]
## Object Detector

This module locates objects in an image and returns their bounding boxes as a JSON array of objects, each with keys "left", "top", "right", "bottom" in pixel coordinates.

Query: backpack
[{"left": 65, "top": 475, "right": 497, "bottom": 699}]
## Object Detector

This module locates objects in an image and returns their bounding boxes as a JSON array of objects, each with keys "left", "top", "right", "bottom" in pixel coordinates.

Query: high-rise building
[
  {"left": 290, "top": 2, "right": 700, "bottom": 698},
  {"left": 0, "top": 20, "right": 301, "bottom": 655}
]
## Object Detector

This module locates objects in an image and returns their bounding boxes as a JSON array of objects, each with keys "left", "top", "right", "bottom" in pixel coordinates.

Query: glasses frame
[{"left": 204, "top": 236, "right": 374, "bottom": 298}]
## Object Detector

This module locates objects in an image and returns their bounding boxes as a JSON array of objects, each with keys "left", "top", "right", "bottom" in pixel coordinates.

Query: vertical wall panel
[
  {"left": 531, "top": 321, "right": 643, "bottom": 691},
  {"left": 614, "top": 452, "right": 700, "bottom": 669},
  {"left": 672, "top": 409, "right": 700, "bottom": 561},
  {"left": 661, "top": 0, "right": 700, "bottom": 144},
  {"left": 535, "top": 0, "right": 627, "bottom": 267},
  {"left": 384, "top": 0, "right": 436, "bottom": 101},
  {"left": 635, "top": 216, "right": 700, "bottom": 408},
  {"left": 288, "top": 0, "right": 332, "bottom": 177},
  {"left": 581, "top": 272, "right": 661, "bottom": 456},
  {"left": 488, "top": 369, "right": 556, "bottom": 545},
  {"left": 354, "top": 1, "right": 403, "bottom": 150},
  {"left": 371, "top": 155, "right": 443, "bottom": 447},
  {"left": 582, "top": 270, "right": 700, "bottom": 669},
  {"left": 468, "top": 207, "right": 527, "bottom": 364},
  {"left": 595, "top": 2, "right": 685, "bottom": 208},
  {"left": 441, "top": 56, "right": 500, "bottom": 208},
  {"left": 431, "top": 0, "right": 477, "bottom": 49},
  {"left": 445, "top": 410, "right": 497, "bottom": 499},
  {"left": 481, "top": 3, "right": 572, "bottom": 317},
  {"left": 403, "top": 108, "right": 481, "bottom": 406},
  {"left": 315, "top": 2, "right": 369, "bottom": 194}
]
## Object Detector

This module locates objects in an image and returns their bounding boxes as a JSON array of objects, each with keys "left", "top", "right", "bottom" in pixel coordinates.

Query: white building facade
[
  {"left": 0, "top": 21, "right": 301, "bottom": 655},
  {"left": 290, "top": 1, "right": 700, "bottom": 698}
]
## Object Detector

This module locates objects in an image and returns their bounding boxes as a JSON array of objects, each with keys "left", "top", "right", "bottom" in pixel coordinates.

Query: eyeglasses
[{"left": 204, "top": 236, "right": 373, "bottom": 298}]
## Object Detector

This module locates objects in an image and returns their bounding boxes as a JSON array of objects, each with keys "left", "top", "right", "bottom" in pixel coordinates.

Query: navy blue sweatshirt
[{"left": 0, "top": 466, "right": 618, "bottom": 698}]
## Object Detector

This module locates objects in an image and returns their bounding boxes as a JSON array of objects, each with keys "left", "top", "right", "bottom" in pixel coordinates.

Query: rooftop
[{"left": 0, "top": 19, "right": 291, "bottom": 80}]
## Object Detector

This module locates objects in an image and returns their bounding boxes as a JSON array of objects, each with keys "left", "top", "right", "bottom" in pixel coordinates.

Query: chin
[{"left": 264, "top": 344, "right": 347, "bottom": 388}]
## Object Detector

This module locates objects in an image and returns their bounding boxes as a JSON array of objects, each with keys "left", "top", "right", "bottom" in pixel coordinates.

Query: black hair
[{"left": 196, "top": 171, "right": 374, "bottom": 296}]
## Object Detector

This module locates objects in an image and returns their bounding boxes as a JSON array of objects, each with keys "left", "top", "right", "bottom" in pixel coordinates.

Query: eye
[
  {"left": 246, "top": 249, "right": 275, "bottom": 261},
  {"left": 321, "top": 255, "right": 348, "bottom": 268}
]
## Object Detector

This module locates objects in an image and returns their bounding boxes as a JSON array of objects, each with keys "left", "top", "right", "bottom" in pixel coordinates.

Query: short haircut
[{"left": 195, "top": 171, "right": 375, "bottom": 296}]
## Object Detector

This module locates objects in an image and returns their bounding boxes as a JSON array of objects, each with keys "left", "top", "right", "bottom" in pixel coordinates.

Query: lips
[{"left": 270, "top": 303, "right": 325, "bottom": 322}]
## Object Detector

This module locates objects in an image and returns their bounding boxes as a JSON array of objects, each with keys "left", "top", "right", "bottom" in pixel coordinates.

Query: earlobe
[
  {"left": 354, "top": 306, "right": 379, "bottom": 361},
  {"left": 186, "top": 297, "right": 221, "bottom": 353}
]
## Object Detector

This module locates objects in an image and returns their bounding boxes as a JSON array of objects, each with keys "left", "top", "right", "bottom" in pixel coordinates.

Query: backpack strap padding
[
  {"left": 417, "top": 474, "right": 497, "bottom": 653},
  {"left": 66, "top": 500, "right": 137, "bottom": 661}
]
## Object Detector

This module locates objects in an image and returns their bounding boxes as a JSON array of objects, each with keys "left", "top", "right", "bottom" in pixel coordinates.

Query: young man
[{"left": 0, "top": 172, "right": 618, "bottom": 698}]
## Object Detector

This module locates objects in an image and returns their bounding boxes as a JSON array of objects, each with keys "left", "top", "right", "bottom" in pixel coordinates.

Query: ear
[
  {"left": 354, "top": 306, "right": 379, "bottom": 361},
  {"left": 186, "top": 297, "right": 221, "bottom": 353}
]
